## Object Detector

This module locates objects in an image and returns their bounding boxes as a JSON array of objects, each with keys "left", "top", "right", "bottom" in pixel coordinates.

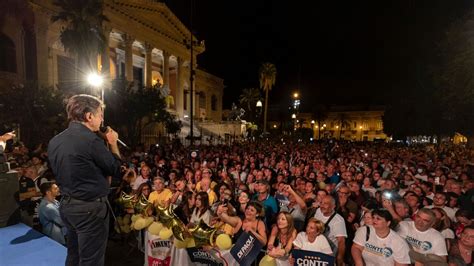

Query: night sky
[{"left": 166, "top": 0, "right": 473, "bottom": 109}]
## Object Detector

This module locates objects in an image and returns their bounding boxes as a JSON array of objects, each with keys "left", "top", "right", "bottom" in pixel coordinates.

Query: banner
[
  {"left": 145, "top": 232, "right": 172, "bottom": 266},
  {"left": 186, "top": 247, "right": 225, "bottom": 266},
  {"left": 230, "top": 231, "right": 264, "bottom": 266},
  {"left": 291, "top": 249, "right": 335, "bottom": 266}
]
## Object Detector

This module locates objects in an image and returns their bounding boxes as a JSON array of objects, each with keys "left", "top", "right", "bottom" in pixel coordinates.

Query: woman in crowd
[
  {"left": 292, "top": 217, "right": 333, "bottom": 255},
  {"left": 432, "top": 207, "right": 455, "bottom": 240},
  {"left": 136, "top": 182, "right": 152, "bottom": 200},
  {"left": 190, "top": 191, "right": 211, "bottom": 226},
  {"left": 281, "top": 184, "right": 306, "bottom": 231},
  {"left": 214, "top": 202, "right": 240, "bottom": 236},
  {"left": 233, "top": 201, "right": 267, "bottom": 245},
  {"left": 267, "top": 212, "right": 297, "bottom": 265},
  {"left": 235, "top": 190, "right": 251, "bottom": 219},
  {"left": 116, "top": 167, "right": 136, "bottom": 196},
  {"left": 448, "top": 225, "right": 473, "bottom": 266},
  {"left": 174, "top": 191, "right": 195, "bottom": 225},
  {"left": 352, "top": 209, "right": 411, "bottom": 266}
]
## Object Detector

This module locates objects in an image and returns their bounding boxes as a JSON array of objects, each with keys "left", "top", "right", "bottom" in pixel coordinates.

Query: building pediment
[{"left": 105, "top": 0, "right": 204, "bottom": 57}]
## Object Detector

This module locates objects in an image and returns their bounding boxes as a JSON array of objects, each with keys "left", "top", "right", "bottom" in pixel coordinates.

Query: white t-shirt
[
  {"left": 132, "top": 175, "right": 149, "bottom": 190},
  {"left": 397, "top": 221, "right": 447, "bottom": 256},
  {"left": 353, "top": 226, "right": 411, "bottom": 266},
  {"left": 293, "top": 232, "right": 333, "bottom": 255},
  {"left": 313, "top": 208, "right": 347, "bottom": 251},
  {"left": 426, "top": 205, "right": 457, "bottom": 222},
  {"left": 440, "top": 228, "right": 455, "bottom": 239}
]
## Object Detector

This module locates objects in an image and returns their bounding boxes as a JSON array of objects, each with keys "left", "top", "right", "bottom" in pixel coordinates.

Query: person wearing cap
[
  {"left": 352, "top": 209, "right": 411, "bottom": 266},
  {"left": 253, "top": 179, "right": 278, "bottom": 230},
  {"left": 397, "top": 208, "right": 448, "bottom": 264},
  {"left": 148, "top": 176, "right": 173, "bottom": 207}
]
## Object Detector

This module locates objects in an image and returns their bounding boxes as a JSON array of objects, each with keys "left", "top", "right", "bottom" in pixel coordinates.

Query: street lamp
[
  {"left": 87, "top": 73, "right": 104, "bottom": 100},
  {"left": 87, "top": 73, "right": 104, "bottom": 125}
]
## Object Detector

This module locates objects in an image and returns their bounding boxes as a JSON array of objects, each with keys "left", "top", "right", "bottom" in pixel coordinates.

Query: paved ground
[{"left": 105, "top": 234, "right": 144, "bottom": 266}]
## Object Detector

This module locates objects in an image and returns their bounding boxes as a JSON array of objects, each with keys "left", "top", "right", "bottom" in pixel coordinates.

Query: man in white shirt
[
  {"left": 426, "top": 192, "right": 456, "bottom": 222},
  {"left": 314, "top": 195, "right": 347, "bottom": 266},
  {"left": 397, "top": 208, "right": 448, "bottom": 264}
]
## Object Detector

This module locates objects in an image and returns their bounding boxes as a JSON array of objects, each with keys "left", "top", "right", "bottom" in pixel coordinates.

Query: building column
[
  {"left": 123, "top": 34, "right": 134, "bottom": 82},
  {"left": 34, "top": 14, "right": 50, "bottom": 87},
  {"left": 162, "top": 50, "right": 170, "bottom": 88},
  {"left": 144, "top": 42, "right": 153, "bottom": 87},
  {"left": 176, "top": 57, "right": 184, "bottom": 117}
]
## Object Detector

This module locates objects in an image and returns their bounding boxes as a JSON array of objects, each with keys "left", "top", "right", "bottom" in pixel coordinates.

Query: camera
[
  {"left": 383, "top": 191, "right": 392, "bottom": 200},
  {"left": 222, "top": 199, "right": 229, "bottom": 206}
]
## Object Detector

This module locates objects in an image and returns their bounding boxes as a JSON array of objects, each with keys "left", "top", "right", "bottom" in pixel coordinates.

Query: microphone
[{"left": 99, "top": 126, "right": 129, "bottom": 148}]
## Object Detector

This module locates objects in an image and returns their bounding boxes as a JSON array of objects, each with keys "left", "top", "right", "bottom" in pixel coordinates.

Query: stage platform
[{"left": 0, "top": 223, "right": 66, "bottom": 265}]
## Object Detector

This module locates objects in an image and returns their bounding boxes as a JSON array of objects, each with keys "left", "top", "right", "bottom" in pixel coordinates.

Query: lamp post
[
  {"left": 256, "top": 100, "right": 262, "bottom": 130},
  {"left": 87, "top": 73, "right": 104, "bottom": 124}
]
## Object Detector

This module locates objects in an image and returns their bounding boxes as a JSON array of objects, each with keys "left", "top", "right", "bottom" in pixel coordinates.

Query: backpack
[{"left": 322, "top": 211, "right": 338, "bottom": 252}]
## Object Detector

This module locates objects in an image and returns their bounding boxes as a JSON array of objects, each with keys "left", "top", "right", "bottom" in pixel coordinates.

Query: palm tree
[
  {"left": 335, "top": 113, "right": 351, "bottom": 140},
  {"left": 312, "top": 105, "right": 328, "bottom": 140},
  {"left": 259, "top": 63, "right": 277, "bottom": 133},
  {"left": 51, "top": 0, "right": 108, "bottom": 86},
  {"left": 239, "top": 87, "right": 261, "bottom": 122}
]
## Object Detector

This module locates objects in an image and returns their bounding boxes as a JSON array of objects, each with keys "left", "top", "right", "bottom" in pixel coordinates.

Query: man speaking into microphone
[{"left": 48, "top": 94, "right": 122, "bottom": 266}]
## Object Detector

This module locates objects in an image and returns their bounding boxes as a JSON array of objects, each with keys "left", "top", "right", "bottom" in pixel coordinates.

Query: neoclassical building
[
  {"left": 0, "top": 0, "right": 224, "bottom": 123},
  {"left": 269, "top": 106, "right": 388, "bottom": 141}
]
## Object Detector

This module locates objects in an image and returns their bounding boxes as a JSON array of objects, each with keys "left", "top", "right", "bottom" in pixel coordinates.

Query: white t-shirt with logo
[
  {"left": 313, "top": 208, "right": 347, "bottom": 252},
  {"left": 293, "top": 232, "right": 333, "bottom": 255},
  {"left": 353, "top": 226, "right": 411, "bottom": 266},
  {"left": 397, "top": 221, "right": 447, "bottom": 256}
]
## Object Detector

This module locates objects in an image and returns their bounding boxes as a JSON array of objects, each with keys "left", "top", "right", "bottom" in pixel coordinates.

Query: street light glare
[
  {"left": 291, "top": 114, "right": 296, "bottom": 119},
  {"left": 293, "top": 92, "right": 299, "bottom": 98},
  {"left": 87, "top": 73, "right": 103, "bottom": 87},
  {"left": 256, "top": 100, "right": 263, "bottom": 107}
]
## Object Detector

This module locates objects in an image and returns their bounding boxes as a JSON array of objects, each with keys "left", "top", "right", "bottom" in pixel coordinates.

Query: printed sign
[
  {"left": 230, "top": 231, "right": 264, "bottom": 266},
  {"left": 186, "top": 247, "right": 224, "bottom": 266},
  {"left": 291, "top": 249, "right": 335, "bottom": 266}
]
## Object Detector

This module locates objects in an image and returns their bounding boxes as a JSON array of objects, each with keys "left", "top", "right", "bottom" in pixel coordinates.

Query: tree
[
  {"left": 259, "top": 63, "right": 277, "bottom": 133},
  {"left": 52, "top": 0, "right": 108, "bottom": 88},
  {"left": 431, "top": 10, "right": 474, "bottom": 146},
  {"left": 239, "top": 87, "right": 261, "bottom": 122},
  {"left": 311, "top": 105, "right": 328, "bottom": 140},
  {"left": 0, "top": 83, "right": 67, "bottom": 147},
  {"left": 335, "top": 113, "right": 351, "bottom": 140},
  {"left": 105, "top": 81, "right": 181, "bottom": 147}
]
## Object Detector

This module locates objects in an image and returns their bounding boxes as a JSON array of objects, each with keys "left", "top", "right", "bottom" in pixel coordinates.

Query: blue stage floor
[{"left": 0, "top": 223, "right": 66, "bottom": 266}]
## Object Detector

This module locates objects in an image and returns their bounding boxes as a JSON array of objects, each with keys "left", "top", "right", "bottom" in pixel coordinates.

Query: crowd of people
[{"left": 5, "top": 130, "right": 474, "bottom": 266}]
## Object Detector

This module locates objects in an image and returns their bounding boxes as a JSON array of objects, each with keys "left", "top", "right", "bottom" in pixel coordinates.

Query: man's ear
[{"left": 84, "top": 112, "right": 93, "bottom": 122}]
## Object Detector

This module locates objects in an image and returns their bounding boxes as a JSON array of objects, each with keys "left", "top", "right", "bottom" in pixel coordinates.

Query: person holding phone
[{"left": 0, "top": 131, "right": 15, "bottom": 153}]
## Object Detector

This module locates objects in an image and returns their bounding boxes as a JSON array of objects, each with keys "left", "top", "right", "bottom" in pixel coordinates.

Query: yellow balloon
[
  {"left": 174, "top": 238, "right": 189, "bottom": 249},
  {"left": 215, "top": 234, "right": 232, "bottom": 250},
  {"left": 186, "top": 238, "right": 196, "bottom": 248},
  {"left": 259, "top": 255, "right": 276, "bottom": 266},
  {"left": 144, "top": 217, "right": 154, "bottom": 227},
  {"left": 148, "top": 222, "right": 163, "bottom": 235},
  {"left": 131, "top": 214, "right": 141, "bottom": 223},
  {"left": 133, "top": 217, "right": 147, "bottom": 230},
  {"left": 123, "top": 214, "right": 131, "bottom": 224},
  {"left": 159, "top": 227, "right": 173, "bottom": 240}
]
